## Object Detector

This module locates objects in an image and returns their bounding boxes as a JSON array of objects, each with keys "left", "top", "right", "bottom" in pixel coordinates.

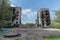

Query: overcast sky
[{"left": 9, "top": 0, "right": 60, "bottom": 24}]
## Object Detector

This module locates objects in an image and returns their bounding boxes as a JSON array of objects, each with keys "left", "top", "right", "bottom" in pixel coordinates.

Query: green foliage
[
  {"left": 3, "top": 22, "right": 11, "bottom": 28},
  {"left": 16, "top": 39, "right": 19, "bottom": 40},
  {"left": 43, "top": 35, "right": 60, "bottom": 38},
  {"left": 51, "top": 9, "right": 60, "bottom": 28},
  {"left": 45, "top": 38, "right": 58, "bottom": 40},
  {"left": 25, "top": 23, "right": 35, "bottom": 28},
  {"left": 54, "top": 9, "right": 60, "bottom": 23},
  {"left": 0, "top": 0, "right": 12, "bottom": 20},
  {"left": 0, "top": 0, "right": 12, "bottom": 28},
  {"left": 43, "top": 35, "right": 60, "bottom": 40}
]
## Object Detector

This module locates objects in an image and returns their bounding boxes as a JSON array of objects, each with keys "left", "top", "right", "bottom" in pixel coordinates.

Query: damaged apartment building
[{"left": 11, "top": 7, "right": 21, "bottom": 27}]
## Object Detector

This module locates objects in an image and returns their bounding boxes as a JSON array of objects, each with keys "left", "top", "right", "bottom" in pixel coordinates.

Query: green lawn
[
  {"left": 45, "top": 38, "right": 58, "bottom": 40},
  {"left": 43, "top": 35, "right": 60, "bottom": 40}
]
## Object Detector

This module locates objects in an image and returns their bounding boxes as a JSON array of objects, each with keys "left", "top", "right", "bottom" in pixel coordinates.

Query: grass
[
  {"left": 43, "top": 35, "right": 60, "bottom": 40},
  {"left": 45, "top": 37, "right": 58, "bottom": 40}
]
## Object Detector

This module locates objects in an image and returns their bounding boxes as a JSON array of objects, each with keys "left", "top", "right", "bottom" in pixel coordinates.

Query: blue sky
[{"left": 10, "top": 0, "right": 60, "bottom": 24}]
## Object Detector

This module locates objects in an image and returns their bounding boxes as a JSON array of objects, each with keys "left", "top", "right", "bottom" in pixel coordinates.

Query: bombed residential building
[
  {"left": 11, "top": 7, "right": 21, "bottom": 27},
  {"left": 37, "top": 8, "right": 50, "bottom": 28}
]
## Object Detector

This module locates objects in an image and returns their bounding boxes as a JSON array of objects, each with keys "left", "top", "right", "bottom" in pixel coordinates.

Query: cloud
[
  {"left": 22, "top": 9, "right": 31, "bottom": 14},
  {"left": 22, "top": 9, "right": 37, "bottom": 24},
  {"left": 10, "top": 4, "right": 16, "bottom": 7}
]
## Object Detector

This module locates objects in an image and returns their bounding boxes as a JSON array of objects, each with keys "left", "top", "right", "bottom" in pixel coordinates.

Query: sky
[{"left": 9, "top": 0, "right": 60, "bottom": 24}]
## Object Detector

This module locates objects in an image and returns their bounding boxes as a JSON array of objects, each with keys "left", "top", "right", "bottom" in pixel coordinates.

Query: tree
[
  {"left": 0, "top": 0, "right": 12, "bottom": 28},
  {"left": 54, "top": 9, "right": 60, "bottom": 22},
  {"left": 25, "top": 23, "right": 35, "bottom": 28},
  {"left": 51, "top": 9, "right": 60, "bottom": 28}
]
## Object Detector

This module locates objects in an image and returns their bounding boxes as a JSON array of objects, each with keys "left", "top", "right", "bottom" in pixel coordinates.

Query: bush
[{"left": 3, "top": 22, "right": 14, "bottom": 28}]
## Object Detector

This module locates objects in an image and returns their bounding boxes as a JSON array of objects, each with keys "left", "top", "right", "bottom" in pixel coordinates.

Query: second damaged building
[{"left": 37, "top": 8, "right": 51, "bottom": 28}]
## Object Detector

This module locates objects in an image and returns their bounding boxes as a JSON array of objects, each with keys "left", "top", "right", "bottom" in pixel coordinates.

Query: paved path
[
  {"left": 0, "top": 28, "right": 60, "bottom": 40},
  {"left": 0, "top": 28, "right": 44, "bottom": 40}
]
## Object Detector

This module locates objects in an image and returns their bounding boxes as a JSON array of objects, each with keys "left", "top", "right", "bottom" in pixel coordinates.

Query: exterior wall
[
  {"left": 38, "top": 8, "right": 50, "bottom": 28},
  {"left": 36, "top": 11, "right": 41, "bottom": 27},
  {"left": 11, "top": 7, "right": 21, "bottom": 27},
  {"left": 13, "top": 7, "right": 21, "bottom": 24}
]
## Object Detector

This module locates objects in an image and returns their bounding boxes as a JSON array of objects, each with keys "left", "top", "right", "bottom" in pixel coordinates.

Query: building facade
[
  {"left": 11, "top": 7, "right": 21, "bottom": 27},
  {"left": 37, "top": 8, "right": 50, "bottom": 28},
  {"left": 36, "top": 11, "right": 41, "bottom": 27}
]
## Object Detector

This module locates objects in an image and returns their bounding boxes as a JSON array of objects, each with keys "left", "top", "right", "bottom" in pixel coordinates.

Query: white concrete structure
[{"left": 35, "top": 11, "right": 41, "bottom": 27}]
